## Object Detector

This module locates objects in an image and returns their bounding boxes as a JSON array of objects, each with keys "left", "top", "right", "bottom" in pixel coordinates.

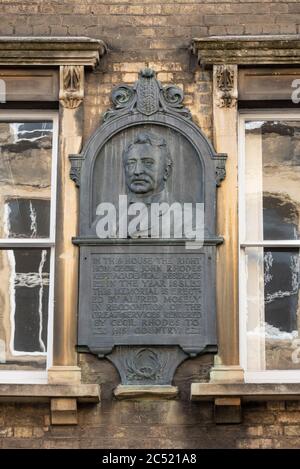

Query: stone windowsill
[
  {"left": 191, "top": 383, "right": 300, "bottom": 401},
  {"left": 0, "top": 383, "right": 100, "bottom": 403},
  {"left": 114, "top": 385, "right": 178, "bottom": 399}
]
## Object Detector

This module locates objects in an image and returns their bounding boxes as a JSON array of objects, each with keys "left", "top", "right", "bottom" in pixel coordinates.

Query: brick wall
[
  {"left": 0, "top": 0, "right": 299, "bottom": 449},
  {"left": 1, "top": 355, "right": 300, "bottom": 449},
  {"left": 2, "top": 0, "right": 299, "bottom": 138},
  {"left": 2, "top": 395, "right": 300, "bottom": 448},
  {"left": 3, "top": 0, "right": 300, "bottom": 139}
]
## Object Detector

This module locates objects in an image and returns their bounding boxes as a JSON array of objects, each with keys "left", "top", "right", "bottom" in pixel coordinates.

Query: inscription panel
[
  {"left": 92, "top": 253, "right": 203, "bottom": 336},
  {"left": 78, "top": 243, "right": 216, "bottom": 356}
]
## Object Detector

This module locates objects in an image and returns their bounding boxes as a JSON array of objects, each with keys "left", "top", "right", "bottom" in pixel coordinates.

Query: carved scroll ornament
[{"left": 104, "top": 67, "right": 191, "bottom": 121}]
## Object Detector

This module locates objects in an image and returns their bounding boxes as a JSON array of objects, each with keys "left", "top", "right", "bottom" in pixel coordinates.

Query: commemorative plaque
[{"left": 71, "top": 69, "right": 226, "bottom": 384}]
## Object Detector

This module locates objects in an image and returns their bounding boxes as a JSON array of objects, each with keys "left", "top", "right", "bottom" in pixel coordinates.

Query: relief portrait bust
[{"left": 123, "top": 132, "right": 173, "bottom": 204}]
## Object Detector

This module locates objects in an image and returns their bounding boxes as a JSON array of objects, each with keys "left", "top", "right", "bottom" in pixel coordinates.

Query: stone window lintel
[
  {"left": 192, "top": 34, "right": 300, "bottom": 67},
  {"left": 0, "top": 36, "right": 106, "bottom": 68}
]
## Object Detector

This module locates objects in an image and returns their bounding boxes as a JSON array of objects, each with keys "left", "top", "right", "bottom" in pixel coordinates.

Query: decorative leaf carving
[
  {"left": 63, "top": 65, "right": 81, "bottom": 93},
  {"left": 59, "top": 65, "right": 84, "bottom": 109},
  {"left": 215, "top": 65, "right": 237, "bottom": 108},
  {"left": 136, "top": 68, "right": 160, "bottom": 115},
  {"left": 125, "top": 348, "right": 167, "bottom": 382},
  {"left": 107, "top": 346, "right": 187, "bottom": 385}
]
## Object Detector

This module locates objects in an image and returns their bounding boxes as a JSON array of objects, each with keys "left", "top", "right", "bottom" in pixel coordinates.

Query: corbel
[
  {"left": 59, "top": 65, "right": 84, "bottom": 109},
  {"left": 50, "top": 397, "right": 78, "bottom": 425},
  {"left": 214, "top": 64, "right": 238, "bottom": 109}
]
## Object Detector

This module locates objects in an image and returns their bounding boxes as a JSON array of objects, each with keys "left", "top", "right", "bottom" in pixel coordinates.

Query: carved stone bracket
[
  {"left": 107, "top": 346, "right": 187, "bottom": 385},
  {"left": 214, "top": 153, "right": 227, "bottom": 186},
  {"left": 214, "top": 65, "right": 237, "bottom": 108},
  {"left": 51, "top": 398, "right": 78, "bottom": 425},
  {"left": 104, "top": 67, "right": 191, "bottom": 121},
  {"left": 69, "top": 153, "right": 84, "bottom": 187},
  {"left": 59, "top": 65, "right": 84, "bottom": 109}
]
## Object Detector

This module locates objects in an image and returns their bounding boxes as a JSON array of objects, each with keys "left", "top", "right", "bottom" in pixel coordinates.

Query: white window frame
[
  {"left": 0, "top": 110, "right": 58, "bottom": 384},
  {"left": 239, "top": 110, "right": 300, "bottom": 383}
]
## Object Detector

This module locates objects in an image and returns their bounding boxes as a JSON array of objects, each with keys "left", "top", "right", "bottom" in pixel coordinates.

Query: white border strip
[
  {"left": 0, "top": 110, "right": 58, "bottom": 383},
  {"left": 239, "top": 110, "right": 300, "bottom": 383},
  {"left": 0, "top": 371, "right": 47, "bottom": 384}
]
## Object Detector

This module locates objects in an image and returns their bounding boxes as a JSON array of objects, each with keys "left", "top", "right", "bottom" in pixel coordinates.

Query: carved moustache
[{"left": 130, "top": 176, "right": 152, "bottom": 183}]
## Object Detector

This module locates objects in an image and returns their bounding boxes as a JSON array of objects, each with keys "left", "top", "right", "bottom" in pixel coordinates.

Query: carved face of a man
[{"left": 123, "top": 133, "right": 172, "bottom": 197}]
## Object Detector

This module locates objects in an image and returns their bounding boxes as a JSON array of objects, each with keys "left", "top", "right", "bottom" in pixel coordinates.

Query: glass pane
[
  {"left": 0, "top": 248, "right": 50, "bottom": 370},
  {"left": 245, "top": 120, "right": 300, "bottom": 241},
  {"left": 245, "top": 247, "right": 300, "bottom": 371},
  {"left": 0, "top": 122, "right": 53, "bottom": 238}
]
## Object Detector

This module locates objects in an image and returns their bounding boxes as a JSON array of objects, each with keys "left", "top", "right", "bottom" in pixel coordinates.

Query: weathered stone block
[
  {"left": 50, "top": 398, "right": 78, "bottom": 426},
  {"left": 13, "top": 427, "right": 33, "bottom": 438}
]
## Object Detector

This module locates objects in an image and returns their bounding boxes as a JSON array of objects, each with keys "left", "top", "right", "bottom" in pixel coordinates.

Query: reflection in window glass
[
  {"left": 0, "top": 122, "right": 52, "bottom": 239},
  {"left": 245, "top": 121, "right": 300, "bottom": 241},
  {"left": 4, "top": 198, "right": 51, "bottom": 238},
  {"left": 0, "top": 116, "right": 55, "bottom": 374},
  {"left": 0, "top": 249, "right": 49, "bottom": 370},
  {"left": 246, "top": 247, "right": 300, "bottom": 371}
]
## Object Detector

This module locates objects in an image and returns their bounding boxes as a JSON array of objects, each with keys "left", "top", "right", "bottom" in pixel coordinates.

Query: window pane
[
  {"left": 245, "top": 121, "right": 300, "bottom": 241},
  {"left": 0, "top": 122, "right": 52, "bottom": 238},
  {"left": 0, "top": 248, "right": 50, "bottom": 370},
  {"left": 245, "top": 247, "right": 300, "bottom": 371}
]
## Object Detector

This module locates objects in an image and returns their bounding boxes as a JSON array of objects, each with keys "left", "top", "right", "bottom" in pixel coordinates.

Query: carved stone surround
[
  {"left": 0, "top": 37, "right": 106, "bottom": 422},
  {"left": 0, "top": 37, "right": 107, "bottom": 110},
  {"left": 190, "top": 35, "right": 300, "bottom": 419}
]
